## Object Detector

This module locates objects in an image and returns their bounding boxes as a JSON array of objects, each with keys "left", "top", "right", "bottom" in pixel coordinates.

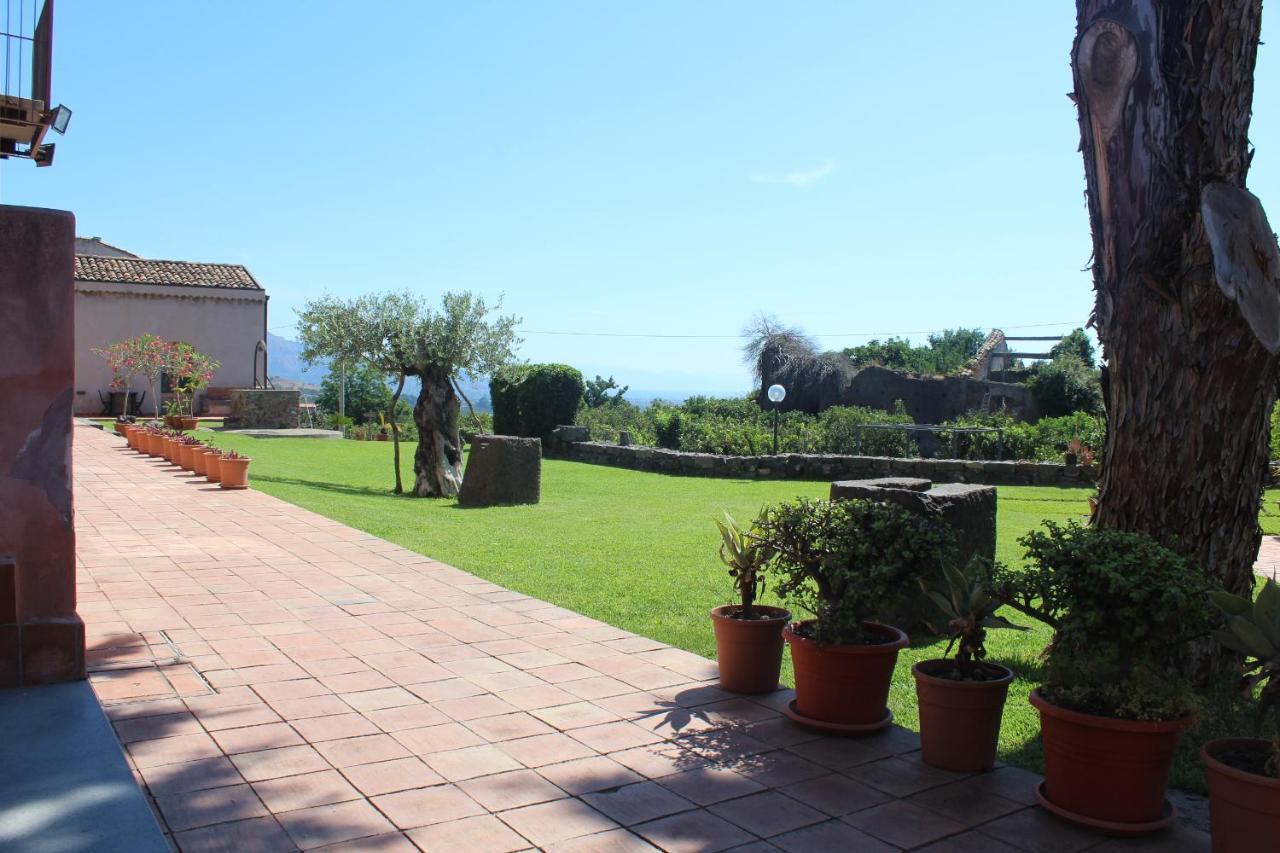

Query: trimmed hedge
[{"left": 491, "top": 364, "right": 585, "bottom": 440}]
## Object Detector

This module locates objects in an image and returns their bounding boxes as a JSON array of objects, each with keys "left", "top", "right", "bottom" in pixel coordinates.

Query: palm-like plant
[
  {"left": 714, "top": 511, "right": 775, "bottom": 620},
  {"left": 1210, "top": 578, "right": 1280, "bottom": 777},
  {"left": 920, "top": 558, "right": 1024, "bottom": 677}
]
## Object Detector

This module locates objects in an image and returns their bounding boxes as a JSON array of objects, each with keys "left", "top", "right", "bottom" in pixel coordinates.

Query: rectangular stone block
[{"left": 20, "top": 617, "right": 85, "bottom": 684}]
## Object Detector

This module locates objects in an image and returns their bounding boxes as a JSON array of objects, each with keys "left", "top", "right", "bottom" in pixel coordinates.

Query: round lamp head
[{"left": 767, "top": 384, "right": 786, "bottom": 403}]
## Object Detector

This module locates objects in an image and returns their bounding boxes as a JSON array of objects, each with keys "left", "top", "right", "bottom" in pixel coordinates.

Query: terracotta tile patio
[{"left": 73, "top": 425, "right": 1210, "bottom": 851}]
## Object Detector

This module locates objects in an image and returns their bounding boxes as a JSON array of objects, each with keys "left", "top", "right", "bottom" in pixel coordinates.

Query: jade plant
[
  {"left": 1210, "top": 578, "right": 1280, "bottom": 777},
  {"left": 714, "top": 511, "right": 775, "bottom": 620},
  {"left": 919, "top": 557, "right": 1024, "bottom": 679},
  {"left": 757, "top": 497, "right": 955, "bottom": 644},
  {"left": 995, "top": 521, "right": 1209, "bottom": 721}
]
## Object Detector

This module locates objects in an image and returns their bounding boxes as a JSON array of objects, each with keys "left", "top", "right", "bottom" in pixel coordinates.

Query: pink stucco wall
[{"left": 73, "top": 281, "right": 267, "bottom": 416}]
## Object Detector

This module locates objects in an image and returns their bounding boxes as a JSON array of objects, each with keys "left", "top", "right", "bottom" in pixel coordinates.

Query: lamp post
[{"left": 768, "top": 384, "right": 786, "bottom": 455}]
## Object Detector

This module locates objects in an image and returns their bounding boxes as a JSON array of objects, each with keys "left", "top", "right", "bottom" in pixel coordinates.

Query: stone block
[
  {"left": 830, "top": 478, "right": 931, "bottom": 501},
  {"left": 881, "top": 483, "right": 997, "bottom": 567},
  {"left": 225, "top": 389, "right": 301, "bottom": 429},
  {"left": 551, "top": 425, "right": 590, "bottom": 444},
  {"left": 458, "top": 435, "right": 542, "bottom": 507},
  {"left": 618, "top": 430, "right": 633, "bottom": 446}
]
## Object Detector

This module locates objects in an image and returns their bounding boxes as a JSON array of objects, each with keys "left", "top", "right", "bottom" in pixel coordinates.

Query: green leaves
[
  {"left": 713, "top": 511, "right": 775, "bottom": 612},
  {"left": 918, "top": 556, "right": 1024, "bottom": 668}
]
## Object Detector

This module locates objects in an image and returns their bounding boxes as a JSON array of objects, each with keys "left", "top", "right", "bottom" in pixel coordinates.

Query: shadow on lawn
[{"left": 250, "top": 472, "right": 419, "bottom": 500}]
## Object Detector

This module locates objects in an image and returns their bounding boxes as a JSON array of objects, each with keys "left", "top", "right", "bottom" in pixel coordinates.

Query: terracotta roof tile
[{"left": 74, "top": 255, "right": 262, "bottom": 290}]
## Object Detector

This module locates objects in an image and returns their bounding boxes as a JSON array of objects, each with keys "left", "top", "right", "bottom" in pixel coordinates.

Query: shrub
[
  {"left": 574, "top": 402, "right": 653, "bottom": 445},
  {"left": 758, "top": 498, "right": 956, "bottom": 644},
  {"left": 996, "top": 522, "right": 1209, "bottom": 721},
  {"left": 817, "top": 402, "right": 916, "bottom": 457},
  {"left": 491, "top": 363, "right": 585, "bottom": 440},
  {"left": 1028, "top": 354, "right": 1104, "bottom": 418}
]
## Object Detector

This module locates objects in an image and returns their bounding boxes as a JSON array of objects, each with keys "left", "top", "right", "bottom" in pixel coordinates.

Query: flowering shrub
[{"left": 93, "top": 336, "right": 219, "bottom": 418}]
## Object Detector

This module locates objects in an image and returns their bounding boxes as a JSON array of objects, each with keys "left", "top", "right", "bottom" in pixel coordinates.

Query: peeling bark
[
  {"left": 411, "top": 367, "right": 463, "bottom": 497},
  {"left": 1072, "top": 1, "right": 1280, "bottom": 680}
]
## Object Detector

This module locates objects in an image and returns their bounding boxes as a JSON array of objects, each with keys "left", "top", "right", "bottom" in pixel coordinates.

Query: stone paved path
[
  {"left": 74, "top": 425, "right": 1208, "bottom": 852},
  {"left": 1255, "top": 534, "right": 1280, "bottom": 582}
]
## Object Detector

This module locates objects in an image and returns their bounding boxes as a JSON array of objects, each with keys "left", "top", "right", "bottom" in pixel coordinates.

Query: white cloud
[{"left": 751, "top": 158, "right": 835, "bottom": 187}]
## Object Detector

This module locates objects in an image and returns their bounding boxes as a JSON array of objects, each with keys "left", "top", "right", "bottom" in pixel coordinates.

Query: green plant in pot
[
  {"left": 758, "top": 497, "right": 954, "bottom": 733},
  {"left": 709, "top": 512, "right": 788, "bottom": 694},
  {"left": 996, "top": 521, "right": 1208, "bottom": 833},
  {"left": 1200, "top": 578, "right": 1280, "bottom": 851},
  {"left": 913, "top": 556, "right": 1025, "bottom": 772}
]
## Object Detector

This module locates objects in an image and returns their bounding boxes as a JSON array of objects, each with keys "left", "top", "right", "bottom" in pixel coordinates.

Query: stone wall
[
  {"left": 548, "top": 433, "right": 1094, "bottom": 489},
  {"left": 225, "top": 389, "right": 300, "bottom": 429}
]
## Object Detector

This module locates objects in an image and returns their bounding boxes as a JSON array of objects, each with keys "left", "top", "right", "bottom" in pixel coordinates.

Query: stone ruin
[
  {"left": 829, "top": 477, "right": 996, "bottom": 567},
  {"left": 458, "top": 435, "right": 542, "bottom": 507}
]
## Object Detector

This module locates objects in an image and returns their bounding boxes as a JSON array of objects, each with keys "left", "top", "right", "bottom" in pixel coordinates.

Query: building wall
[{"left": 73, "top": 281, "right": 267, "bottom": 416}]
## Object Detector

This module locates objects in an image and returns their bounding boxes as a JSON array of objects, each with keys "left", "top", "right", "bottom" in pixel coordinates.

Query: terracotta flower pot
[
  {"left": 912, "top": 659, "right": 1013, "bottom": 772},
  {"left": 164, "top": 438, "right": 179, "bottom": 462},
  {"left": 784, "top": 620, "right": 908, "bottom": 731},
  {"left": 205, "top": 454, "right": 222, "bottom": 483},
  {"left": 1201, "top": 738, "right": 1280, "bottom": 852},
  {"left": 219, "top": 457, "right": 250, "bottom": 490},
  {"left": 1030, "top": 688, "right": 1192, "bottom": 832},
  {"left": 180, "top": 416, "right": 199, "bottom": 431},
  {"left": 113, "top": 421, "right": 130, "bottom": 436},
  {"left": 192, "top": 448, "right": 210, "bottom": 476},
  {"left": 178, "top": 444, "right": 197, "bottom": 470},
  {"left": 710, "top": 605, "right": 790, "bottom": 694},
  {"left": 146, "top": 433, "right": 165, "bottom": 457}
]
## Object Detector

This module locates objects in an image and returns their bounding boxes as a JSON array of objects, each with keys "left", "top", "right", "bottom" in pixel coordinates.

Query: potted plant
[
  {"left": 205, "top": 447, "right": 223, "bottom": 483},
  {"left": 218, "top": 450, "right": 250, "bottom": 489},
  {"left": 145, "top": 425, "right": 166, "bottom": 458},
  {"left": 709, "top": 512, "right": 789, "bottom": 694},
  {"left": 177, "top": 436, "right": 202, "bottom": 470},
  {"left": 757, "top": 497, "right": 954, "bottom": 732},
  {"left": 996, "top": 522, "right": 1207, "bottom": 833},
  {"left": 913, "top": 557, "right": 1025, "bottom": 771},
  {"left": 376, "top": 414, "right": 391, "bottom": 441},
  {"left": 1201, "top": 579, "right": 1280, "bottom": 851}
]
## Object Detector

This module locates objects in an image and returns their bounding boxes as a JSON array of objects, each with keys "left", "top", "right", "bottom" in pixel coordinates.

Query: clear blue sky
[{"left": 5, "top": 2, "right": 1279, "bottom": 395}]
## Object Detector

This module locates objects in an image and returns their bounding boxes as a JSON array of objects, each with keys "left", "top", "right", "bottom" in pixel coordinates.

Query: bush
[
  {"left": 938, "top": 411, "right": 1104, "bottom": 462},
  {"left": 575, "top": 402, "right": 653, "bottom": 445},
  {"left": 817, "top": 402, "right": 916, "bottom": 457},
  {"left": 491, "top": 364, "right": 584, "bottom": 440},
  {"left": 996, "top": 522, "right": 1209, "bottom": 721},
  {"left": 758, "top": 498, "right": 956, "bottom": 644},
  {"left": 1028, "top": 355, "right": 1103, "bottom": 418}
]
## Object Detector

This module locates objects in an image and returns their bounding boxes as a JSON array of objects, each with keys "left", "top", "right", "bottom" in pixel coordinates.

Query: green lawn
[{"left": 195, "top": 431, "right": 1268, "bottom": 792}]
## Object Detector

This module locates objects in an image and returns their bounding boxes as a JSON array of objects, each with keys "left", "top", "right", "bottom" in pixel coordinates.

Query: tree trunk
[
  {"left": 389, "top": 371, "right": 405, "bottom": 495},
  {"left": 1072, "top": 1, "right": 1280, "bottom": 680},
  {"left": 412, "top": 367, "right": 464, "bottom": 497}
]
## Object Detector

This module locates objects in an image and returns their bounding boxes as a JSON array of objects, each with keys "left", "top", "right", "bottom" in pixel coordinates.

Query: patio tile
[
  {"left": 433, "top": 693, "right": 519, "bottom": 721},
  {"left": 779, "top": 773, "right": 891, "bottom": 817},
  {"left": 290, "top": 712, "right": 382, "bottom": 742},
  {"left": 542, "top": 828, "right": 657, "bottom": 852},
  {"left": 340, "top": 686, "right": 421, "bottom": 712},
  {"left": 251, "top": 769, "right": 362, "bottom": 813},
  {"left": 536, "top": 756, "right": 645, "bottom": 795},
  {"left": 633, "top": 809, "right": 755, "bottom": 853},
  {"left": 975, "top": 806, "right": 1100, "bottom": 853},
  {"left": 191, "top": 702, "right": 283, "bottom": 732},
  {"left": 856, "top": 755, "right": 968, "bottom": 798},
  {"left": 173, "top": 816, "right": 296, "bottom": 852},
  {"left": 908, "top": 776, "right": 1024, "bottom": 826},
  {"left": 128, "top": 732, "right": 224, "bottom": 769},
  {"left": 393, "top": 721, "right": 485, "bottom": 755},
  {"left": 138, "top": 755, "right": 246, "bottom": 796},
  {"left": 532, "top": 701, "right": 621, "bottom": 730},
  {"left": 423, "top": 743, "right": 523, "bottom": 781},
  {"left": 569, "top": 720, "right": 665, "bottom": 753},
  {"left": 276, "top": 797, "right": 397, "bottom": 849},
  {"left": 406, "top": 814, "right": 532, "bottom": 853},
  {"left": 498, "top": 797, "right": 621, "bottom": 847},
  {"left": 230, "top": 744, "right": 332, "bottom": 782},
  {"left": 211, "top": 722, "right": 306, "bottom": 755},
  {"left": 458, "top": 768, "right": 569, "bottom": 811},
  {"left": 113, "top": 711, "right": 205, "bottom": 743},
  {"left": 708, "top": 790, "right": 827, "bottom": 838},
  {"left": 845, "top": 800, "right": 967, "bottom": 849},
  {"left": 315, "top": 832, "right": 419, "bottom": 852},
  {"left": 340, "top": 756, "right": 445, "bottom": 796},
  {"left": 609, "top": 742, "right": 707, "bottom": 779},
  {"left": 154, "top": 782, "right": 270, "bottom": 832},
  {"left": 498, "top": 732, "right": 598, "bottom": 767},
  {"left": 364, "top": 703, "right": 450, "bottom": 732},
  {"left": 372, "top": 784, "right": 486, "bottom": 830},
  {"left": 772, "top": 819, "right": 897, "bottom": 852},
  {"left": 464, "top": 711, "right": 557, "bottom": 742},
  {"left": 581, "top": 780, "right": 696, "bottom": 826},
  {"left": 313, "top": 733, "right": 411, "bottom": 768},
  {"left": 496, "top": 683, "right": 579, "bottom": 711},
  {"left": 656, "top": 765, "right": 766, "bottom": 806},
  {"left": 913, "top": 830, "right": 1025, "bottom": 851}
]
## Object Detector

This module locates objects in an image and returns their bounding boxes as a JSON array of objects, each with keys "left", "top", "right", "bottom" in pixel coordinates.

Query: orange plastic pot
[
  {"left": 219, "top": 457, "right": 250, "bottom": 490},
  {"left": 178, "top": 444, "right": 197, "bottom": 470},
  {"left": 179, "top": 416, "right": 199, "bottom": 431},
  {"left": 1202, "top": 738, "right": 1280, "bottom": 852},
  {"left": 1030, "top": 689, "right": 1192, "bottom": 831},
  {"left": 163, "top": 437, "right": 178, "bottom": 462},
  {"left": 113, "top": 421, "right": 129, "bottom": 436},
  {"left": 710, "top": 605, "right": 790, "bottom": 694},
  {"left": 192, "top": 448, "right": 210, "bottom": 476},
  {"left": 205, "top": 454, "right": 222, "bottom": 483},
  {"left": 913, "top": 659, "right": 1012, "bottom": 772},
  {"left": 146, "top": 433, "right": 165, "bottom": 457},
  {"left": 785, "top": 621, "right": 907, "bottom": 728}
]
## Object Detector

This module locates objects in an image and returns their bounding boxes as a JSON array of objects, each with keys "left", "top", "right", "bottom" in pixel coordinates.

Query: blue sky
[{"left": 6, "top": 2, "right": 1280, "bottom": 395}]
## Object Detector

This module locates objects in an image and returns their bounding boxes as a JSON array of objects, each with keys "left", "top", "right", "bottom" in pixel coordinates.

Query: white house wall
[{"left": 73, "top": 281, "right": 267, "bottom": 416}]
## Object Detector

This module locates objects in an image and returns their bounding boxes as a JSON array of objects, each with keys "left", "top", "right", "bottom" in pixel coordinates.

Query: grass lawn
[{"left": 197, "top": 430, "right": 1269, "bottom": 792}]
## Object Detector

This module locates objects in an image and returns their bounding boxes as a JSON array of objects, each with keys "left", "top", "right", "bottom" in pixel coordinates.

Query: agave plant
[
  {"left": 714, "top": 511, "right": 775, "bottom": 620},
  {"left": 921, "top": 557, "right": 1024, "bottom": 677},
  {"left": 1210, "top": 578, "right": 1280, "bottom": 777}
]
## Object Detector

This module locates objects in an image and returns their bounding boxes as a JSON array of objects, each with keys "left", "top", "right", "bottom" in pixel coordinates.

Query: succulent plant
[
  {"left": 920, "top": 557, "right": 1024, "bottom": 675},
  {"left": 1210, "top": 578, "right": 1280, "bottom": 777},
  {"left": 714, "top": 511, "right": 774, "bottom": 619}
]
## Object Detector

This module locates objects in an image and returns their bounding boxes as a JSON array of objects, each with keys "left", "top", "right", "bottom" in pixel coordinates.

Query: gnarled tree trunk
[
  {"left": 1073, "top": 1, "right": 1280, "bottom": 679},
  {"left": 411, "top": 366, "right": 463, "bottom": 497},
  {"left": 389, "top": 371, "right": 405, "bottom": 495}
]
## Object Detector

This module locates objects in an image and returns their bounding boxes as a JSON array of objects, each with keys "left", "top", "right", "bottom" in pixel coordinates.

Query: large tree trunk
[
  {"left": 389, "top": 371, "right": 405, "bottom": 495},
  {"left": 1073, "top": 2, "right": 1280, "bottom": 679},
  {"left": 411, "top": 367, "right": 463, "bottom": 497}
]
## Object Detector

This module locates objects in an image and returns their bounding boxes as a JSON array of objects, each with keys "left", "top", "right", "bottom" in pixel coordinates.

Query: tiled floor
[
  {"left": 1255, "top": 534, "right": 1280, "bottom": 581},
  {"left": 74, "top": 425, "right": 1209, "bottom": 851}
]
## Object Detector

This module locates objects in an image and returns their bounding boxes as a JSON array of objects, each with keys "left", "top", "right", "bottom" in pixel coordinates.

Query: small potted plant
[
  {"left": 997, "top": 522, "right": 1207, "bottom": 833},
  {"left": 376, "top": 414, "right": 391, "bottom": 441},
  {"left": 178, "top": 436, "right": 204, "bottom": 471},
  {"left": 204, "top": 446, "right": 224, "bottom": 483},
  {"left": 219, "top": 449, "right": 251, "bottom": 489},
  {"left": 913, "top": 557, "right": 1025, "bottom": 771},
  {"left": 1201, "top": 579, "right": 1280, "bottom": 850},
  {"left": 758, "top": 497, "right": 954, "bottom": 732},
  {"left": 709, "top": 512, "right": 789, "bottom": 694}
]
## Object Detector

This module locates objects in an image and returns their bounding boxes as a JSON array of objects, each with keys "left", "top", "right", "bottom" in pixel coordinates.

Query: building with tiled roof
[{"left": 73, "top": 239, "right": 270, "bottom": 416}]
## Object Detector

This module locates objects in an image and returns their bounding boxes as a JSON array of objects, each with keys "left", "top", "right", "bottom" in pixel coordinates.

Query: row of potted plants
[
  {"left": 709, "top": 499, "right": 1278, "bottom": 848},
  {"left": 114, "top": 421, "right": 251, "bottom": 489}
]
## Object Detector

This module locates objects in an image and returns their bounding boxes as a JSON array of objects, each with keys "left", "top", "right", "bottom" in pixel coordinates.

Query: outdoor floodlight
[
  {"left": 50, "top": 104, "right": 72, "bottom": 134},
  {"left": 33, "top": 143, "right": 55, "bottom": 167},
  {"left": 768, "top": 384, "right": 786, "bottom": 403}
]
